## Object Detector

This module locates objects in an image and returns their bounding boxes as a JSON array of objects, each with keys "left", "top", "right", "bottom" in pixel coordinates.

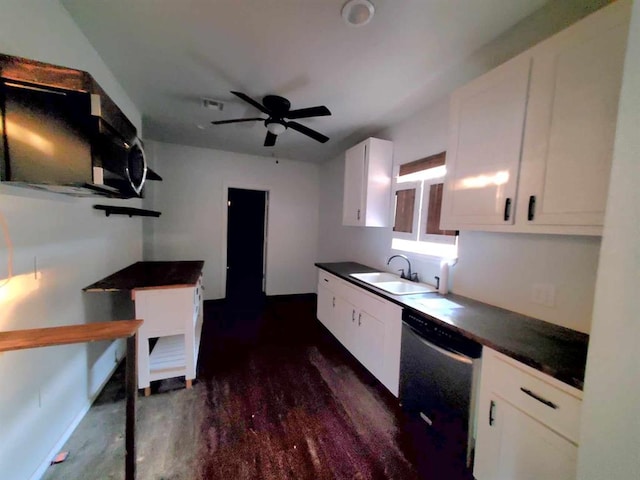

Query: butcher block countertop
[
  {"left": 83, "top": 261, "right": 204, "bottom": 292},
  {"left": 316, "top": 262, "right": 589, "bottom": 391}
]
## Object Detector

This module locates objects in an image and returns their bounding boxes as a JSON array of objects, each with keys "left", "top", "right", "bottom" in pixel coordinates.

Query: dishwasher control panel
[{"left": 402, "top": 309, "right": 482, "bottom": 359}]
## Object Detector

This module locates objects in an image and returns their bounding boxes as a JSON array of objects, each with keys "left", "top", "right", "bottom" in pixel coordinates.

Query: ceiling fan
[{"left": 212, "top": 91, "right": 331, "bottom": 146}]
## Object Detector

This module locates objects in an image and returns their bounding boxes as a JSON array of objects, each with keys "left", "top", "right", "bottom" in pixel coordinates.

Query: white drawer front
[
  {"left": 488, "top": 351, "right": 582, "bottom": 444},
  {"left": 318, "top": 270, "right": 342, "bottom": 290}
]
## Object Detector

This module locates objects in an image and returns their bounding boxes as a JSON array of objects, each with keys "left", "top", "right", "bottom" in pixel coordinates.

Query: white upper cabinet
[
  {"left": 441, "top": 0, "right": 630, "bottom": 235},
  {"left": 441, "top": 54, "right": 531, "bottom": 227},
  {"left": 342, "top": 137, "right": 393, "bottom": 227},
  {"left": 517, "top": 3, "right": 629, "bottom": 230}
]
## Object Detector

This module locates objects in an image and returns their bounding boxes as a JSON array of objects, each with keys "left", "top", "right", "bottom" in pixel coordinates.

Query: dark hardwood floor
[{"left": 43, "top": 295, "right": 474, "bottom": 480}]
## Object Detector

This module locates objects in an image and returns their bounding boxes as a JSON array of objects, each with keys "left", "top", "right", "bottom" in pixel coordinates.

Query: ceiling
[{"left": 61, "top": 0, "right": 547, "bottom": 163}]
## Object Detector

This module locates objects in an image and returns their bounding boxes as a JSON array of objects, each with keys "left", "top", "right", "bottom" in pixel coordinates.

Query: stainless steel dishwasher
[{"left": 399, "top": 309, "right": 482, "bottom": 467}]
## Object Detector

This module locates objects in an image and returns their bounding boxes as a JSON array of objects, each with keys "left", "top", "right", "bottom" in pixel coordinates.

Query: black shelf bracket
[{"left": 93, "top": 205, "right": 161, "bottom": 218}]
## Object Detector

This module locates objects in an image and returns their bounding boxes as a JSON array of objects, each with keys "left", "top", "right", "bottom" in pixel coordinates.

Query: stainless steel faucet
[{"left": 387, "top": 254, "right": 418, "bottom": 282}]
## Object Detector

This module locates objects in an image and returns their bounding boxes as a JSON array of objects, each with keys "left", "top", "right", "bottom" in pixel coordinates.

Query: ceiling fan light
[
  {"left": 266, "top": 122, "right": 287, "bottom": 135},
  {"left": 341, "top": 0, "right": 375, "bottom": 27}
]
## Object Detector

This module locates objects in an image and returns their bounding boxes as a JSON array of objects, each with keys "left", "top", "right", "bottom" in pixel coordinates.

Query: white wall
[
  {"left": 578, "top": 0, "right": 640, "bottom": 477},
  {"left": 0, "top": 2, "right": 143, "bottom": 479},
  {"left": 144, "top": 141, "right": 319, "bottom": 298},
  {"left": 317, "top": 1, "right": 610, "bottom": 333}
]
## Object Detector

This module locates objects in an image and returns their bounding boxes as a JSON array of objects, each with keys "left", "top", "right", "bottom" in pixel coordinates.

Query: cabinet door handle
[
  {"left": 503, "top": 198, "right": 512, "bottom": 221},
  {"left": 489, "top": 400, "right": 496, "bottom": 426},
  {"left": 357, "top": 209, "right": 361, "bottom": 221},
  {"left": 332, "top": 296, "right": 335, "bottom": 308},
  {"left": 520, "top": 387, "right": 558, "bottom": 409},
  {"left": 358, "top": 313, "right": 362, "bottom": 326},
  {"left": 352, "top": 310, "right": 356, "bottom": 322},
  {"left": 528, "top": 195, "right": 536, "bottom": 221},
  {"left": 324, "top": 278, "right": 329, "bottom": 282}
]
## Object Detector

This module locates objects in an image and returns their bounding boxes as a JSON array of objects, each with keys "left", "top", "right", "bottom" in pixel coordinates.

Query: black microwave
[{"left": 0, "top": 74, "right": 154, "bottom": 198}]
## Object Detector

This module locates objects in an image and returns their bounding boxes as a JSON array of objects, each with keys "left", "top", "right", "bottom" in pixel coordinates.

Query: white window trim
[
  {"left": 391, "top": 165, "right": 457, "bottom": 259},
  {"left": 392, "top": 180, "right": 422, "bottom": 241},
  {"left": 418, "top": 177, "right": 457, "bottom": 246}
]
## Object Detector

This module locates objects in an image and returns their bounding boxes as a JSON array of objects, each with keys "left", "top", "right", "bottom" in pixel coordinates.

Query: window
[{"left": 392, "top": 152, "right": 457, "bottom": 258}]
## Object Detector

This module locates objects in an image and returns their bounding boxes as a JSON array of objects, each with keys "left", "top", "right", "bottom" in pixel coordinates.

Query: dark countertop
[
  {"left": 83, "top": 261, "right": 204, "bottom": 292},
  {"left": 316, "top": 262, "right": 589, "bottom": 391}
]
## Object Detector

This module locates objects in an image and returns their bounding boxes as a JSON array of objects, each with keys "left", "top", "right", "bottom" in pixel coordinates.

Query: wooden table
[
  {"left": 84, "top": 261, "right": 205, "bottom": 396},
  {"left": 0, "top": 320, "right": 142, "bottom": 480}
]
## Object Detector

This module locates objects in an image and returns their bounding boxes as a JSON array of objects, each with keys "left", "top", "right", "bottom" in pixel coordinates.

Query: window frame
[
  {"left": 391, "top": 152, "right": 457, "bottom": 259},
  {"left": 419, "top": 180, "right": 457, "bottom": 246},
  {"left": 392, "top": 180, "right": 422, "bottom": 241}
]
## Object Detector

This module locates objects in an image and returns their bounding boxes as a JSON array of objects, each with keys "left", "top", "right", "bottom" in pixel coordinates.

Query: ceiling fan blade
[
  {"left": 211, "top": 117, "right": 263, "bottom": 125},
  {"left": 264, "top": 131, "right": 277, "bottom": 147},
  {"left": 286, "top": 105, "right": 331, "bottom": 119},
  {"left": 287, "top": 121, "right": 329, "bottom": 143},
  {"left": 230, "top": 91, "right": 270, "bottom": 115}
]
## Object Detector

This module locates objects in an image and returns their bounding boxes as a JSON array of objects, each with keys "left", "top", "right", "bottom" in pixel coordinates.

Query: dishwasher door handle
[{"left": 405, "top": 324, "right": 474, "bottom": 365}]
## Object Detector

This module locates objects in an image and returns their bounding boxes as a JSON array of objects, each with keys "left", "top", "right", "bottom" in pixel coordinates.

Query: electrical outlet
[
  {"left": 531, "top": 283, "right": 556, "bottom": 307},
  {"left": 34, "top": 256, "right": 42, "bottom": 280}
]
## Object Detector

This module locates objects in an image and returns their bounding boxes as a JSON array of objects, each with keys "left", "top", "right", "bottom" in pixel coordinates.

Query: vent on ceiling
[{"left": 202, "top": 98, "right": 224, "bottom": 111}]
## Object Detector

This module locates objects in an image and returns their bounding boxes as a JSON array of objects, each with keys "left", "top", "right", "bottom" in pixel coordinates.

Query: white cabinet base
[
  {"left": 316, "top": 270, "right": 402, "bottom": 396},
  {"left": 474, "top": 348, "right": 583, "bottom": 480},
  {"left": 135, "top": 275, "right": 203, "bottom": 393}
]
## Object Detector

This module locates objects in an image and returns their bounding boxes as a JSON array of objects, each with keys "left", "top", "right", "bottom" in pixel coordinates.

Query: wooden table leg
[{"left": 125, "top": 334, "right": 137, "bottom": 480}]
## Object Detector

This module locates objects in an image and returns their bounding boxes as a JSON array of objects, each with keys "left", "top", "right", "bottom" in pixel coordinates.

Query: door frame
[{"left": 220, "top": 182, "right": 271, "bottom": 297}]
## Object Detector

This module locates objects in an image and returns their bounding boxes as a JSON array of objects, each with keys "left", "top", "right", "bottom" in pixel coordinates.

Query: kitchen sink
[
  {"left": 349, "top": 272, "right": 399, "bottom": 283},
  {"left": 349, "top": 272, "right": 436, "bottom": 295}
]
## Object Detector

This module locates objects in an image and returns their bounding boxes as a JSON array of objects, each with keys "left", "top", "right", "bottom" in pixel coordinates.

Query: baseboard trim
[
  {"left": 29, "top": 340, "right": 125, "bottom": 480},
  {"left": 266, "top": 292, "right": 316, "bottom": 301}
]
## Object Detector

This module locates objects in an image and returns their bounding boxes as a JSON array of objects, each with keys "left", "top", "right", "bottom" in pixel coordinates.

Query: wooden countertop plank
[
  {"left": 83, "top": 261, "right": 204, "bottom": 292},
  {"left": 0, "top": 320, "right": 143, "bottom": 353}
]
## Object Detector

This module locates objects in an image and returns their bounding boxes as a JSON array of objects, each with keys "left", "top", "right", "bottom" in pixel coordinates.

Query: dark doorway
[{"left": 225, "top": 188, "right": 268, "bottom": 303}]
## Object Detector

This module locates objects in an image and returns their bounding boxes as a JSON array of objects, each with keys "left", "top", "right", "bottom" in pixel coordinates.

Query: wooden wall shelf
[
  {"left": 0, "top": 320, "right": 142, "bottom": 352},
  {"left": 146, "top": 168, "right": 163, "bottom": 181},
  {"left": 94, "top": 205, "right": 161, "bottom": 218},
  {"left": 0, "top": 320, "right": 142, "bottom": 480}
]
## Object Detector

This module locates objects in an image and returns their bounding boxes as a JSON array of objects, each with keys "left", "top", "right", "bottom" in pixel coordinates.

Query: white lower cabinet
[
  {"left": 317, "top": 270, "right": 402, "bottom": 396},
  {"left": 474, "top": 348, "right": 583, "bottom": 480}
]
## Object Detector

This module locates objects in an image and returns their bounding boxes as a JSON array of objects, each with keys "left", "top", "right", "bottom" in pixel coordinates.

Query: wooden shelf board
[
  {"left": 149, "top": 335, "right": 185, "bottom": 371},
  {"left": 0, "top": 320, "right": 143, "bottom": 353},
  {"left": 93, "top": 205, "right": 161, "bottom": 218}
]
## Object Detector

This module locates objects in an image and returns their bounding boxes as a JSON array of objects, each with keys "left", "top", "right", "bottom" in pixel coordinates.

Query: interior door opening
[{"left": 225, "top": 187, "right": 268, "bottom": 304}]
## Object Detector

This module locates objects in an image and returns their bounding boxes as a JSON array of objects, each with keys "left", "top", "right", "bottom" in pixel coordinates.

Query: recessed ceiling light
[{"left": 341, "top": 0, "right": 375, "bottom": 27}]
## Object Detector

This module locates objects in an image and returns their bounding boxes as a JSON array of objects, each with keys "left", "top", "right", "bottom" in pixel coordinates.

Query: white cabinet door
[
  {"left": 317, "top": 283, "right": 336, "bottom": 332},
  {"left": 343, "top": 141, "right": 366, "bottom": 226},
  {"left": 353, "top": 309, "right": 386, "bottom": 383},
  {"left": 334, "top": 292, "right": 358, "bottom": 350},
  {"left": 518, "top": 4, "right": 629, "bottom": 228},
  {"left": 342, "top": 138, "right": 393, "bottom": 227},
  {"left": 475, "top": 397, "right": 578, "bottom": 480},
  {"left": 441, "top": 54, "right": 531, "bottom": 228}
]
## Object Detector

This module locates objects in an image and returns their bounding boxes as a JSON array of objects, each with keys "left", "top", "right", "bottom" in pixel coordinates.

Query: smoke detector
[{"left": 341, "top": 0, "right": 375, "bottom": 27}]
